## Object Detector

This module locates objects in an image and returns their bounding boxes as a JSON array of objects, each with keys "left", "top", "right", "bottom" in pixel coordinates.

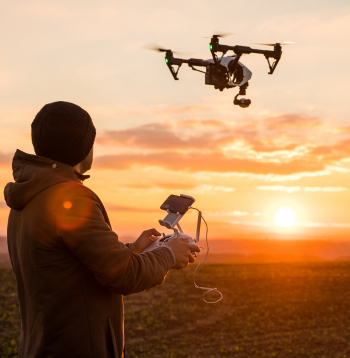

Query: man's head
[{"left": 31, "top": 101, "right": 96, "bottom": 172}]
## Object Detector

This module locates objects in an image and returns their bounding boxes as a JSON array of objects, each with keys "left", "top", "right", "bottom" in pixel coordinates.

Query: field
[{"left": 2, "top": 263, "right": 350, "bottom": 358}]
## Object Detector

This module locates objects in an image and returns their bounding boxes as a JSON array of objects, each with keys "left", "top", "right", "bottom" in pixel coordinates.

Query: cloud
[
  {"left": 195, "top": 169, "right": 332, "bottom": 182},
  {"left": 247, "top": 141, "right": 301, "bottom": 153},
  {"left": 262, "top": 114, "right": 322, "bottom": 130},
  {"left": 104, "top": 205, "right": 158, "bottom": 213},
  {"left": 302, "top": 222, "right": 350, "bottom": 228},
  {"left": 121, "top": 182, "right": 197, "bottom": 190},
  {"left": 97, "top": 123, "right": 218, "bottom": 150},
  {"left": 176, "top": 119, "right": 227, "bottom": 128},
  {"left": 206, "top": 210, "right": 248, "bottom": 217},
  {"left": 309, "top": 139, "right": 350, "bottom": 161},
  {"left": 193, "top": 185, "right": 235, "bottom": 193},
  {"left": 0, "top": 202, "right": 8, "bottom": 209},
  {"left": 93, "top": 112, "right": 350, "bottom": 176},
  {"left": 102, "top": 182, "right": 234, "bottom": 194},
  {"left": 257, "top": 186, "right": 301, "bottom": 193},
  {"left": 96, "top": 115, "right": 321, "bottom": 154},
  {"left": 230, "top": 220, "right": 268, "bottom": 227},
  {"left": 94, "top": 151, "right": 326, "bottom": 175},
  {"left": 0, "top": 152, "right": 13, "bottom": 167},
  {"left": 304, "top": 187, "right": 346, "bottom": 192},
  {"left": 150, "top": 105, "right": 214, "bottom": 115},
  {"left": 257, "top": 186, "right": 347, "bottom": 193},
  {"left": 229, "top": 220, "right": 350, "bottom": 228}
]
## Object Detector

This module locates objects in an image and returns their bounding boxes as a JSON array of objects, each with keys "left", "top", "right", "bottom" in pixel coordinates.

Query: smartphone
[
  {"left": 159, "top": 194, "right": 196, "bottom": 229},
  {"left": 160, "top": 194, "right": 195, "bottom": 214}
]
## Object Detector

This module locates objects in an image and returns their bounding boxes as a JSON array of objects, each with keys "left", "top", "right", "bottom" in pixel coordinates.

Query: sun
[{"left": 273, "top": 207, "right": 298, "bottom": 227}]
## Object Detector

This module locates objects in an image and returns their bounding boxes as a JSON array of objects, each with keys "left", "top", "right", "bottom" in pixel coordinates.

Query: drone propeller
[
  {"left": 141, "top": 43, "right": 195, "bottom": 56},
  {"left": 254, "top": 42, "right": 296, "bottom": 46},
  {"left": 141, "top": 43, "right": 176, "bottom": 53},
  {"left": 201, "top": 32, "right": 235, "bottom": 39}
]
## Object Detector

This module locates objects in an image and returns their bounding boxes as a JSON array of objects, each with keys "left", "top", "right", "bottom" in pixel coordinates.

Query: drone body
[
  {"left": 152, "top": 35, "right": 289, "bottom": 108},
  {"left": 205, "top": 56, "right": 252, "bottom": 88}
]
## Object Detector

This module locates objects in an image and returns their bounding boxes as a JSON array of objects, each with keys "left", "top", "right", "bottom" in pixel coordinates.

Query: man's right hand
[{"left": 165, "top": 235, "right": 201, "bottom": 270}]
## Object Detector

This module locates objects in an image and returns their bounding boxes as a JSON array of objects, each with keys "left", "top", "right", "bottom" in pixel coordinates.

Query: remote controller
[
  {"left": 142, "top": 231, "right": 196, "bottom": 254},
  {"left": 141, "top": 193, "right": 223, "bottom": 303}
]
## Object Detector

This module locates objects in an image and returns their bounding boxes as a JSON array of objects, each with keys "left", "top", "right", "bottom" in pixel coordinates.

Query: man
[{"left": 4, "top": 101, "right": 200, "bottom": 358}]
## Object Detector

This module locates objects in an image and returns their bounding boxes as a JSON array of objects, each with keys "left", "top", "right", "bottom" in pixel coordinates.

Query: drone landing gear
[{"left": 233, "top": 83, "right": 251, "bottom": 108}]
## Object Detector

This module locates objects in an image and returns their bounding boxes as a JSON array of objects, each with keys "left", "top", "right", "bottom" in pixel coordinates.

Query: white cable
[{"left": 190, "top": 208, "right": 223, "bottom": 304}]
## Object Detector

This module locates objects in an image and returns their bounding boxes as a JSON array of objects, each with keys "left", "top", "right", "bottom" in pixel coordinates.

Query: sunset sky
[{"left": 1, "top": 0, "right": 350, "bottom": 249}]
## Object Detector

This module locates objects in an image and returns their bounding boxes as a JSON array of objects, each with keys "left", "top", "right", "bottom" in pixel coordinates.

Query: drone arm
[
  {"left": 166, "top": 55, "right": 208, "bottom": 80},
  {"left": 214, "top": 42, "right": 282, "bottom": 75},
  {"left": 187, "top": 58, "right": 209, "bottom": 73},
  {"left": 187, "top": 58, "right": 209, "bottom": 67},
  {"left": 189, "top": 66, "right": 206, "bottom": 74},
  {"left": 265, "top": 55, "right": 281, "bottom": 75},
  {"left": 166, "top": 61, "right": 182, "bottom": 80}
]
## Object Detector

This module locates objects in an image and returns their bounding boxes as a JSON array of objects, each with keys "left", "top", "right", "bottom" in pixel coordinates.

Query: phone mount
[{"left": 158, "top": 194, "right": 201, "bottom": 243}]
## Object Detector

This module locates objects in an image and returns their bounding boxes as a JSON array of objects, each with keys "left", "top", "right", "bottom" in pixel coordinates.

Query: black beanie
[{"left": 31, "top": 101, "right": 96, "bottom": 167}]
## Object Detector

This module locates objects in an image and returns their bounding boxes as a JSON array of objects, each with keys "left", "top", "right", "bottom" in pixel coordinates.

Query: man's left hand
[{"left": 131, "top": 228, "right": 162, "bottom": 253}]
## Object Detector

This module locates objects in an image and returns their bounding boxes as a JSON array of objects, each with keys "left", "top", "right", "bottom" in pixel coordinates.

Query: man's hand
[
  {"left": 165, "top": 236, "right": 201, "bottom": 270},
  {"left": 131, "top": 228, "right": 161, "bottom": 254}
]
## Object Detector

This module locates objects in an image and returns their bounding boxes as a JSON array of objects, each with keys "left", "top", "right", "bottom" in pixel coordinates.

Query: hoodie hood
[{"left": 4, "top": 150, "right": 90, "bottom": 210}]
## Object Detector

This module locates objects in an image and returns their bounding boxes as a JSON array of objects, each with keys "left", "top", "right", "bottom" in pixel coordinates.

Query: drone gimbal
[{"left": 160, "top": 35, "right": 283, "bottom": 107}]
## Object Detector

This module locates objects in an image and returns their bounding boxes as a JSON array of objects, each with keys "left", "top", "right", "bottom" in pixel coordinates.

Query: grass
[{"left": 2, "top": 263, "right": 350, "bottom": 357}]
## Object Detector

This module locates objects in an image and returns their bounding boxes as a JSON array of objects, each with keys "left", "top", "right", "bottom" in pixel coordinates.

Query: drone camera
[
  {"left": 205, "top": 64, "right": 228, "bottom": 88},
  {"left": 234, "top": 96, "right": 251, "bottom": 108}
]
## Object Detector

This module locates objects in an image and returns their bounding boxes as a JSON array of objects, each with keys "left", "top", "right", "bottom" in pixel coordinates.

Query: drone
[{"left": 146, "top": 35, "right": 293, "bottom": 108}]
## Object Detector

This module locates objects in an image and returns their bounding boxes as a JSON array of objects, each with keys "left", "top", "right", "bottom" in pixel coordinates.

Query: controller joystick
[{"left": 142, "top": 231, "right": 196, "bottom": 254}]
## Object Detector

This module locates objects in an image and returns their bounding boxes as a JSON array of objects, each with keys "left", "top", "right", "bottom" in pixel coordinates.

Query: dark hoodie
[{"left": 4, "top": 150, "right": 174, "bottom": 358}]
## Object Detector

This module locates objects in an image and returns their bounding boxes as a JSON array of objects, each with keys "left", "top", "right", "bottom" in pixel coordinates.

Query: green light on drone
[
  {"left": 209, "top": 44, "right": 213, "bottom": 50},
  {"left": 165, "top": 58, "right": 169, "bottom": 63}
]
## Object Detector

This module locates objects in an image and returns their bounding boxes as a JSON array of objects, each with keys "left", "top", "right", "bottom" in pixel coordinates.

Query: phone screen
[{"left": 160, "top": 195, "right": 195, "bottom": 215}]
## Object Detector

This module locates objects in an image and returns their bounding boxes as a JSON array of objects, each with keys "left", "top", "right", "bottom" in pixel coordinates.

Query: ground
[{"left": 1, "top": 263, "right": 350, "bottom": 358}]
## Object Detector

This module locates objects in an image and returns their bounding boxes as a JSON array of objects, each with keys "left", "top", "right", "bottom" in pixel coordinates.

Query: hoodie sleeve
[{"left": 56, "top": 186, "right": 174, "bottom": 295}]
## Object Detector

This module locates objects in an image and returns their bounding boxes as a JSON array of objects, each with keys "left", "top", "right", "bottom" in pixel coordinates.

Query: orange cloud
[
  {"left": 104, "top": 205, "right": 158, "bottom": 213},
  {"left": 310, "top": 139, "right": 350, "bottom": 160},
  {"left": 97, "top": 114, "right": 324, "bottom": 155},
  {"left": 94, "top": 152, "right": 325, "bottom": 175},
  {"left": 97, "top": 123, "right": 220, "bottom": 150},
  {"left": 123, "top": 182, "right": 197, "bottom": 190},
  {"left": 176, "top": 119, "right": 227, "bottom": 128},
  {"left": 151, "top": 104, "right": 214, "bottom": 115},
  {"left": 97, "top": 119, "right": 304, "bottom": 153},
  {"left": 248, "top": 140, "right": 300, "bottom": 153},
  {"left": 0, "top": 152, "right": 13, "bottom": 167},
  {"left": 93, "top": 114, "right": 350, "bottom": 175},
  {"left": 262, "top": 114, "right": 322, "bottom": 130}
]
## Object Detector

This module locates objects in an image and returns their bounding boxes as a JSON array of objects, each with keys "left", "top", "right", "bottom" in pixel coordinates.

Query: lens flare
[{"left": 63, "top": 201, "right": 72, "bottom": 209}]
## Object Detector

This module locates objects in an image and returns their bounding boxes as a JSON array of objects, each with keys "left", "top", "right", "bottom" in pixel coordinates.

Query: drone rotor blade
[
  {"left": 254, "top": 42, "right": 297, "bottom": 46},
  {"left": 141, "top": 43, "right": 193, "bottom": 56},
  {"left": 141, "top": 43, "right": 177, "bottom": 53},
  {"left": 213, "top": 32, "right": 235, "bottom": 38},
  {"left": 201, "top": 32, "right": 235, "bottom": 39}
]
